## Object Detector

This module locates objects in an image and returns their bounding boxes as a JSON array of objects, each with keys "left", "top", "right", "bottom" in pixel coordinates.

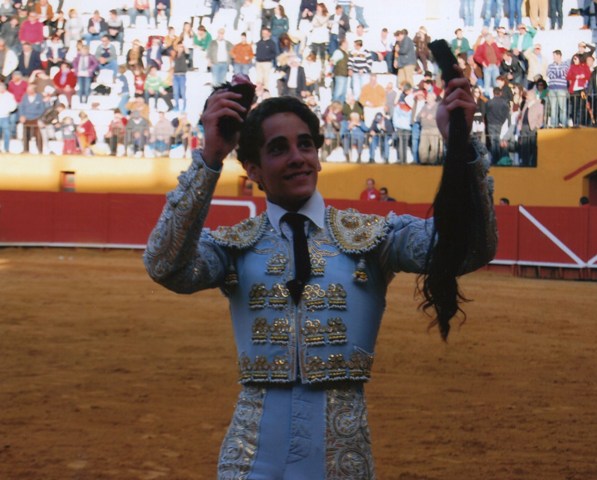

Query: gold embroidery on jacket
[
  {"left": 310, "top": 251, "right": 327, "bottom": 276},
  {"left": 251, "top": 317, "right": 269, "bottom": 343},
  {"left": 239, "top": 353, "right": 291, "bottom": 382},
  {"left": 238, "top": 350, "right": 373, "bottom": 384},
  {"left": 249, "top": 283, "right": 269, "bottom": 309},
  {"left": 303, "top": 351, "right": 374, "bottom": 383},
  {"left": 303, "top": 284, "right": 326, "bottom": 311},
  {"left": 269, "top": 283, "right": 290, "bottom": 309},
  {"left": 252, "top": 317, "right": 290, "bottom": 345},
  {"left": 327, "top": 318, "right": 348, "bottom": 344},
  {"left": 326, "top": 207, "right": 389, "bottom": 254},
  {"left": 326, "top": 284, "right": 348, "bottom": 310},
  {"left": 210, "top": 213, "right": 268, "bottom": 249},
  {"left": 266, "top": 253, "right": 289, "bottom": 275},
  {"left": 303, "top": 319, "right": 326, "bottom": 346},
  {"left": 270, "top": 318, "right": 290, "bottom": 344},
  {"left": 302, "top": 317, "right": 348, "bottom": 346}
]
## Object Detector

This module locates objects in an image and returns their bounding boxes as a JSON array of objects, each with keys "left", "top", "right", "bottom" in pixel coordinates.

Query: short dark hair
[{"left": 237, "top": 96, "right": 324, "bottom": 166}]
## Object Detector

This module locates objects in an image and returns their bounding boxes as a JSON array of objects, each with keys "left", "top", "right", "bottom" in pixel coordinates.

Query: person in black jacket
[
  {"left": 254, "top": 26, "right": 278, "bottom": 89},
  {"left": 82, "top": 10, "right": 107, "bottom": 45},
  {"left": 496, "top": 75, "right": 513, "bottom": 104},
  {"left": 485, "top": 87, "right": 511, "bottom": 163},
  {"left": 390, "top": 29, "right": 417, "bottom": 88},
  {"left": 327, "top": 4, "right": 349, "bottom": 57},
  {"left": 368, "top": 110, "right": 394, "bottom": 163},
  {"left": 17, "top": 42, "right": 42, "bottom": 77},
  {"left": 499, "top": 50, "right": 525, "bottom": 86}
]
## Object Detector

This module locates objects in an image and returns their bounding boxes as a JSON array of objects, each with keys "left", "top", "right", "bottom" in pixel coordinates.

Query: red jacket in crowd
[
  {"left": 566, "top": 62, "right": 591, "bottom": 94},
  {"left": 18, "top": 19, "right": 45, "bottom": 45},
  {"left": 473, "top": 41, "right": 505, "bottom": 67},
  {"left": 53, "top": 69, "right": 77, "bottom": 90}
]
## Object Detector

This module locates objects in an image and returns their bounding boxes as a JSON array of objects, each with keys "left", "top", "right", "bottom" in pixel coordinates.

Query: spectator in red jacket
[
  {"left": 8, "top": 70, "right": 28, "bottom": 103},
  {"left": 76, "top": 111, "right": 97, "bottom": 155},
  {"left": 359, "top": 177, "right": 381, "bottom": 201},
  {"left": 18, "top": 11, "right": 45, "bottom": 51},
  {"left": 53, "top": 62, "right": 77, "bottom": 108},
  {"left": 567, "top": 54, "right": 591, "bottom": 125},
  {"left": 567, "top": 54, "right": 591, "bottom": 94},
  {"left": 473, "top": 33, "right": 505, "bottom": 98},
  {"left": 104, "top": 109, "right": 127, "bottom": 156}
]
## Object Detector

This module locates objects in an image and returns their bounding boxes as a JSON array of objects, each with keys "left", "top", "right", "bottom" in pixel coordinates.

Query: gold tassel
[
  {"left": 353, "top": 257, "right": 368, "bottom": 283},
  {"left": 224, "top": 262, "right": 239, "bottom": 289}
]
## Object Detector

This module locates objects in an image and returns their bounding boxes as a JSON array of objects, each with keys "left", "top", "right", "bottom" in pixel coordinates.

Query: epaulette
[
  {"left": 326, "top": 207, "right": 390, "bottom": 254},
  {"left": 210, "top": 213, "right": 268, "bottom": 249}
]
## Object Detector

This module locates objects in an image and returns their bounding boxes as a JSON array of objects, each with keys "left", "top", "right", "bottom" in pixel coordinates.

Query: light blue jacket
[{"left": 144, "top": 147, "right": 496, "bottom": 385}]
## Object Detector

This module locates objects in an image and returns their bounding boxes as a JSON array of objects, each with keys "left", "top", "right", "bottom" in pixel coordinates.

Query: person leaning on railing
[{"left": 567, "top": 54, "right": 591, "bottom": 126}]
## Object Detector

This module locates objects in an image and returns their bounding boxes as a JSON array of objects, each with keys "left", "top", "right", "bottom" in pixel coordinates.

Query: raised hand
[
  {"left": 436, "top": 77, "right": 475, "bottom": 141},
  {"left": 200, "top": 89, "right": 247, "bottom": 169}
]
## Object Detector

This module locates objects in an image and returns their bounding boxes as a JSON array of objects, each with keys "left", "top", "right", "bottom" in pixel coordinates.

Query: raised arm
[
  {"left": 381, "top": 134, "right": 495, "bottom": 276},
  {"left": 434, "top": 76, "right": 497, "bottom": 273},
  {"left": 424, "top": 65, "right": 497, "bottom": 339},
  {"left": 143, "top": 89, "right": 247, "bottom": 293}
]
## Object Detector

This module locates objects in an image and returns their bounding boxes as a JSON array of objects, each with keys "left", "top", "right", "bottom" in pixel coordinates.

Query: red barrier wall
[{"left": 1, "top": 191, "right": 595, "bottom": 279}]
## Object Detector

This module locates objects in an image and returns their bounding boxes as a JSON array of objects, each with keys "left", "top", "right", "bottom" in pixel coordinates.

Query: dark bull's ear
[
  {"left": 418, "top": 39, "right": 477, "bottom": 341},
  {"left": 200, "top": 75, "right": 256, "bottom": 143}
]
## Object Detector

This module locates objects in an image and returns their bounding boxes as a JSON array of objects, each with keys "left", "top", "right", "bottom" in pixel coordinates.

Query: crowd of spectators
[
  {"left": 0, "top": 0, "right": 199, "bottom": 157},
  {"left": 0, "top": 0, "right": 594, "bottom": 167}
]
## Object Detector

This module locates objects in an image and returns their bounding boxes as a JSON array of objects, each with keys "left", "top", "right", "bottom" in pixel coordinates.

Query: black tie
[{"left": 284, "top": 213, "right": 311, "bottom": 304}]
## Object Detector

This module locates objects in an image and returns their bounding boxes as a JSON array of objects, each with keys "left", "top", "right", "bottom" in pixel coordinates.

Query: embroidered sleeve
[
  {"left": 143, "top": 150, "right": 228, "bottom": 294},
  {"left": 380, "top": 213, "right": 435, "bottom": 274},
  {"left": 380, "top": 137, "right": 497, "bottom": 275}
]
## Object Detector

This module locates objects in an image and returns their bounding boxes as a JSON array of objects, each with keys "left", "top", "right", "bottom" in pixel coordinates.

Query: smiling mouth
[{"left": 284, "top": 171, "right": 311, "bottom": 180}]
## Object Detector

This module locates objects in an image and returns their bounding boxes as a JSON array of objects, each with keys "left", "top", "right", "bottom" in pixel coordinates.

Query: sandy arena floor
[{"left": 1, "top": 248, "right": 596, "bottom": 480}]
